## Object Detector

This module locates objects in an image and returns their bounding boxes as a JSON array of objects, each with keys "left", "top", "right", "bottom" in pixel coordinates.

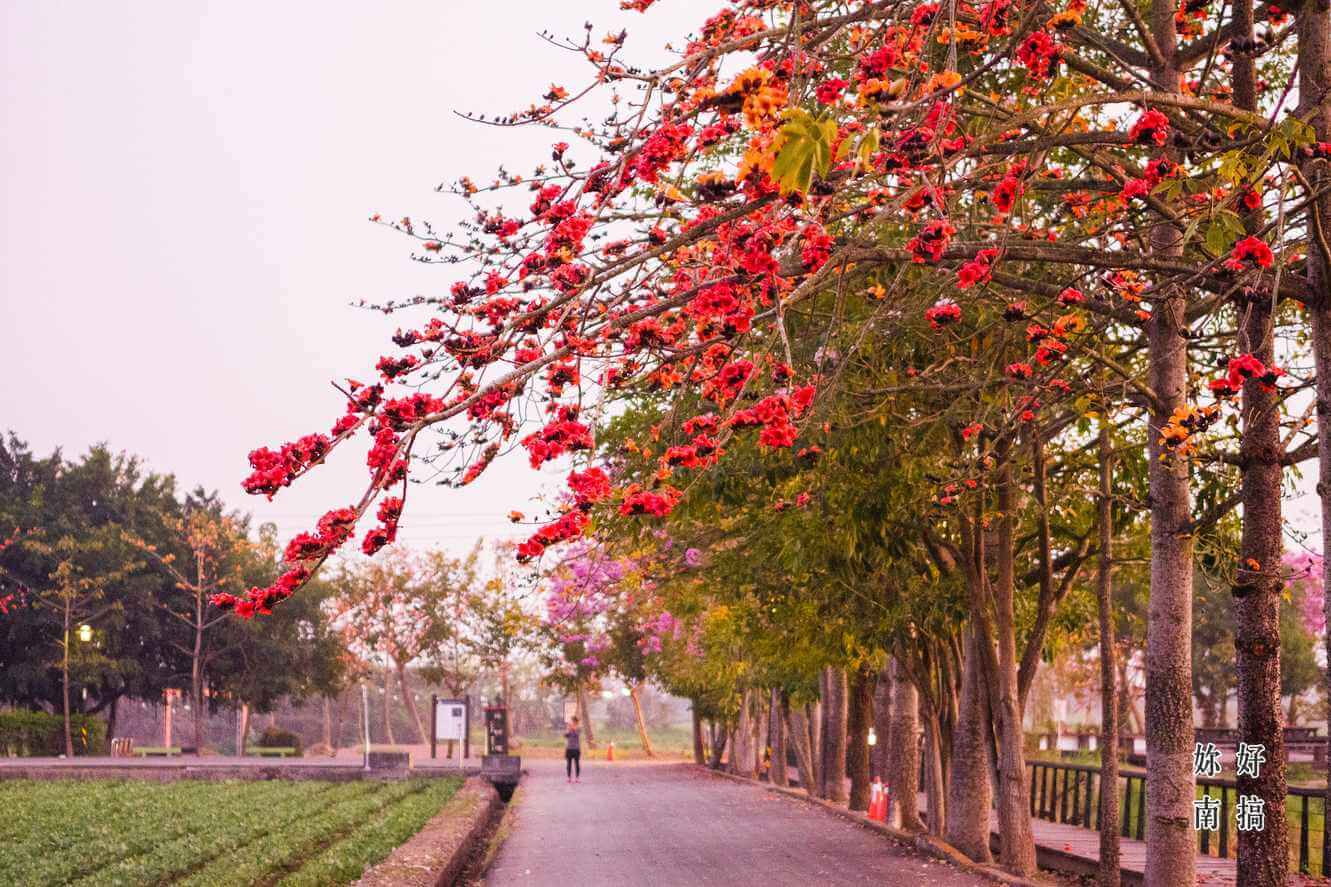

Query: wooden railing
[{"left": 1027, "top": 759, "right": 1328, "bottom": 875}]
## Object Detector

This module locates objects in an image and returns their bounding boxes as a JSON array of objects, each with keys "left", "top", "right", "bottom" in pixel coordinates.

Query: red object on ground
[
  {"left": 868, "top": 778, "right": 888, "bottom": 822},
  {"left": 607, "top": 741, "right": 615, "bottom": 762}
]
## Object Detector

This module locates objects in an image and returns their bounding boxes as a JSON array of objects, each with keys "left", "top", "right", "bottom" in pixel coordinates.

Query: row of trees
[
  {"left": 0, "top": 434, "right": 344, "bottom": 755},
  {"left": 236, "top": 0, "right": 1331, "bottom": 883},
  {"left": 0, "top": 434, "right": 534, "bottom": 756}
]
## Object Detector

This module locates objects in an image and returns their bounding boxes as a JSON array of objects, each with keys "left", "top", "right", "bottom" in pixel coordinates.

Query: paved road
[{"left": 485, "top": 758, "right": 993, "bottom": 886}]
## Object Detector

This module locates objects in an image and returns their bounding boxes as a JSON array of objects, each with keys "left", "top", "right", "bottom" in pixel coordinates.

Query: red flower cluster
[
  {"left": 1016, "top": 30, "right": 1061, "bottom": 79},
  {"left": 925, "top": 301, "right": 962, "bottom": 330},
  {"left": 634, "top": 122, "right": 694, "bottom": 184},
  {"left": 816, "top": 78, "right": 848, "bottom": 104},
  {"left": 522, "top": 419, "right": 594, "bottom": 468},
  {"left": 957, "top": 248, "right": 999, "bottom": 289},
  {"left": 362, "top": 496, "right": 403, "bottom": 556},
  {"left": 376, "top": 355, "right": 419, "bottom": 380},
  {"left": 568, "top": 467, "right": 611, "bottom": 509},
  {"left": 800, "top": 224, "right": 834, "bottom": 271},
  {"left": 727, "top": 386, "right": 815, "bottom": 450},
  {"left": 620, "top": 485, "right": 683, "bottom": 517},
  {"left": 213, "top": 565, "right": 312, "bottom": 619},
  {"left": 1209, "top": 354, "right": 1285, "bottom": 397},
  {"left": 366, "top": 427, "right": 406, "bottom": 484},
  {"left": 1007, "top": 362, "right": 1035, "bottom": 380},
  {"left": 703, "top": 358, "right": 756, "bottom": 404},
  {"left": 1224, "top": 236, "right": 1274, "bottom": 272},
  {"left": 381, "top": 392, "right": 445, "bottom": 432},
  {"left": 1121, "top": 156, "right": 1176, "bottom": 203},
  {"left": 517, "top": 510, "right": 591, "bottom": 563},
  {"left": 1129, "top": 109, "right": 1170, "bottom": 146},
  {"left": 992, "top": 172, "right": 1024, "bottom": 214},
  {"left": 688, "top": 282, "right": 754, "bottom": 338},
  {"left": 907, "top": 220, "right": 955, "bottom": 264},
  {"left": 243, "top": 434, "right": 331, "bottom": 499}
]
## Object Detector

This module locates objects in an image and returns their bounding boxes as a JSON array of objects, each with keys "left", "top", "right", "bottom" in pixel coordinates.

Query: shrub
[
  {"left": 0, "top": 709, "right": 106, "bottom": 756},
  {"left": 256, "top": 725, "right": 303, "bottom": 756}
]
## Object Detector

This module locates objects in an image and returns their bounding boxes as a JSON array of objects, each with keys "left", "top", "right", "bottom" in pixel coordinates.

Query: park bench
[
  {"left": 246, "top": 747, "right": 298, "bottom": 757},
  {"left": 133, "top": 746, "right": 181, "bottom": 757}
]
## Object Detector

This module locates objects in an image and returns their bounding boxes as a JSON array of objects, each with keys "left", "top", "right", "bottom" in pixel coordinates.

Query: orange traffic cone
[
  {"left": 607, "top": 740, "right": 615, "bottom": 762},
  {"left": 868, "top": 779, "right": 886, "bottom": 822}
]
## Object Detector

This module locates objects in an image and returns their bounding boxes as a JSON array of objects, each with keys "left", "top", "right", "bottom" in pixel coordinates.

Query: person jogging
[{"left": 565, "top": 716, "right": 582, "bottom": 783}]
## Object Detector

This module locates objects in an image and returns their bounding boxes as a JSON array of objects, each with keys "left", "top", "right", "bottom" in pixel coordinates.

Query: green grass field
[
  {"left": 516, "top": 725, "right": 694, "bottom": 760},
  {"left": 0, "top": 777, "right": 463, "bottom": 887}
]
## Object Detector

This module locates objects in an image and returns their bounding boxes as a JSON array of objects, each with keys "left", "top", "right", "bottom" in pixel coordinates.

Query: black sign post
[
  {"left": 480, "top": 702, "right": 520, "bottom": 801},
  {"left": 484, "top": 704, "right": 509, "bottom": 755}
]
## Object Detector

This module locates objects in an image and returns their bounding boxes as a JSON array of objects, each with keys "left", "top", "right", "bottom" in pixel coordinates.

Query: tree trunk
[
  {"left": 947, "top": 624, "right": 994, "bottom": 863},
  {"left": 396, "top": 662, "right": 427, "bottom": 744},
  {"left": 106, "top": 695, "right": 119, "bottom": 754},
  {"left": 820, "top": 667, "right": 848, "bottom": 802},
  {"left": 770, "top": 688, "right": 788, "bottom": 787},
  {"left": 1306, "top": 0, "right": 1331, "bottom": 865},
  {"left": 921, "top": 703, "right": 947, "bottom": 836},
  {"left": 733, "top": 690, "right": 755, "bottom": 777},
  {"left": 1096, "top": 418, "right": 1121, "bottom": 887},
  {"left": 323, "top": 696, "right": 334, "bottom": 754},
  {"left": 847, "top": 665, "right": 873, "bottom": 811},
  {"left": 691, "top": 703, "right": 705, "bottom": 765},
  {"left": 191, "top": 575, "right": 205, "bottom": 754},
  {"left": 237, "top": 702, "right": 250, "bottom": 756},
  {"left": 1142, "top": 0, "right": 1197, "bottom": 882},
  {"left": 1289, "top": 694, "right": 1299, "bottom": 726},
  {"left": 991, "top": 460, "right": 1037, "bottom": 875},
  {"left": 382, "top": 669, "right": 396, "bottom": 745},
  {"left": 786, "top": 703, "right": 818, "bottom": 794},
  {"left": 887, "top": 659, "right": 924, "bottom": 831},
  {"left": 1232, "top": 238, "right": 1289, "bottom": 886},
  {"left": 753, "top": 691, "right": 767, "bottom": 777},
  {"left": 1230, "top": 1, "right": 1289, "bottom": 877},
  {"left": 871, "top": 664, "right": 892, "bottom": 781},
  {"left": 707, "top": 719, "right": 727, "bottom": 769},
  {"left": 62, "top": 600, "right": 74, "bottom": 757},
  {"left": 808, "top": 700, "right": 822, "bottom": 792},
  {"left": 577, "top": 684, "right": 596, "bottom": 748},
  {"left": 629, "top": 683, "right": 655, "bottom": 757}
]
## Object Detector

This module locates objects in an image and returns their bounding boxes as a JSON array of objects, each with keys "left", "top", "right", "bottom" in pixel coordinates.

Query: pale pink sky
[
  {"left": 1, "top": 1, "right": 701, "bottom": 556},
  {"left": 1, "top": 2, "right": 1323, "bottom": 558}
]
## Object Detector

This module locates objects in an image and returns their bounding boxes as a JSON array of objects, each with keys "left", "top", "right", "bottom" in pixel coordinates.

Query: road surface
[{"left": 484, "top": 758, "right": 993, "bottom": 886}]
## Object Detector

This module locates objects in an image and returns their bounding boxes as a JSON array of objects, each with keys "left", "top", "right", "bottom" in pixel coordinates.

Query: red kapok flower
[
  {"left": 1223, "top": 236, "right": 1274, "bottom": 272},
  {"left": 925, "top": 301, "right": 963, "bottom": 330},
  {"left": 1129, "top": 109, "right": 1170, "bottom": 146}
]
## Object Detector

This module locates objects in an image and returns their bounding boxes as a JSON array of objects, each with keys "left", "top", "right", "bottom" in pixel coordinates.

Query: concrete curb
[
  {"left": 698, "top": 766, "right": 1048, "bottom": 887},
  {"left": 356, "top": 777, "right": 502, "bottom": 887}
]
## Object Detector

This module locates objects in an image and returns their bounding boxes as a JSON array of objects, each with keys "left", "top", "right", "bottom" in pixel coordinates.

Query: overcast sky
[
  {"left": 2, "top": 1, "right": 1324, "bottom": 560},
  {"left": 2, "top": 1, "right": 705, "bottom": 558}
]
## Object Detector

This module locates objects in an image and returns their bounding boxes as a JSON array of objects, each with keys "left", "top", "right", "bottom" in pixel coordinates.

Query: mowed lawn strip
[
  {"left": 277, "top": 777, "right": 463, "bottom": 887},
  {"left": 69, "top": 780, "right": 358, "bottom": 887},
  {"left": 173, "top": 778, "right": 431, "bottom": 887},
  {"left": 2, "top": 780, "right": 296, "bottom": 886}
]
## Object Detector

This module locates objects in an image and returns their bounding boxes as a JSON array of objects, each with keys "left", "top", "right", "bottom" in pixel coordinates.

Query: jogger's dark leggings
[{"left": 565, "top": 748, "right": 581, "bottom": 778}]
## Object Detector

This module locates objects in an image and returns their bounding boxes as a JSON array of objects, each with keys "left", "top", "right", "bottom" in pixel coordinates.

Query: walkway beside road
[{"left": 484, "top": 758, "right": 993, "bottom": 886}]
